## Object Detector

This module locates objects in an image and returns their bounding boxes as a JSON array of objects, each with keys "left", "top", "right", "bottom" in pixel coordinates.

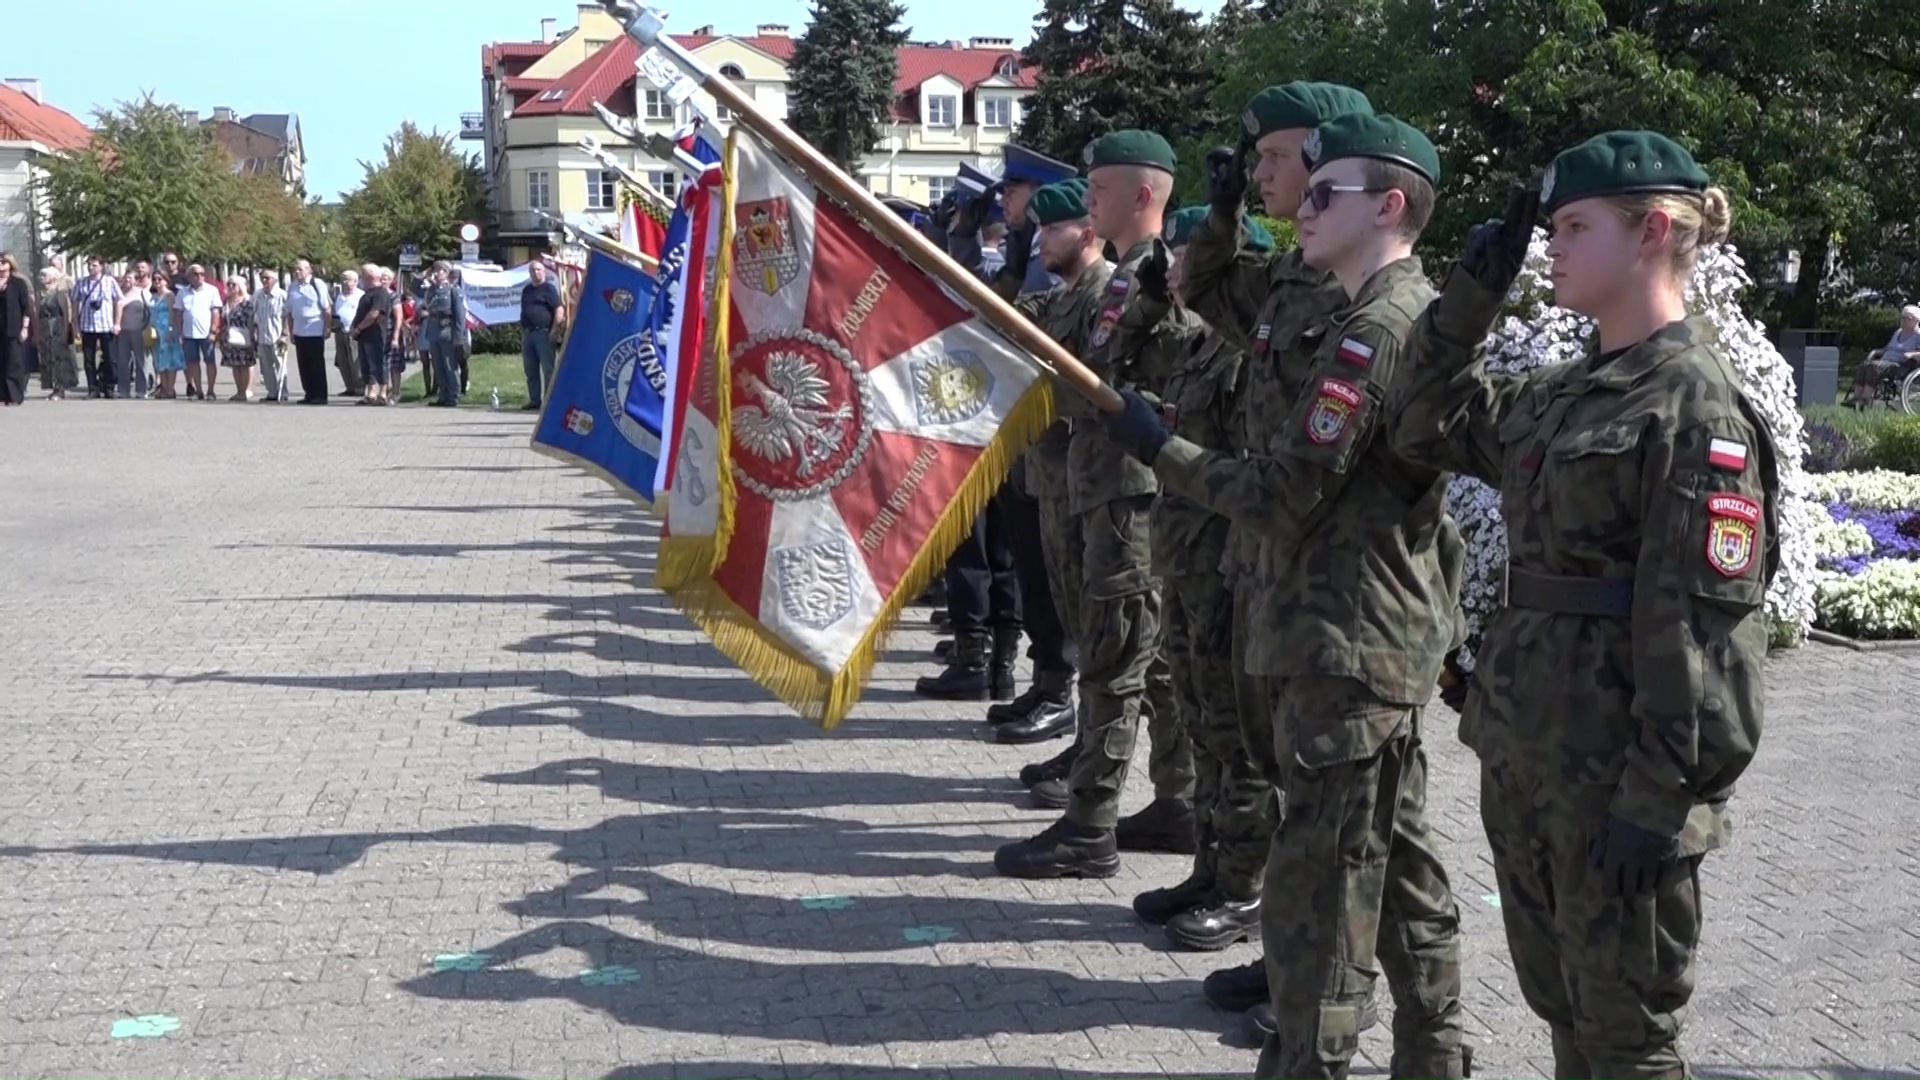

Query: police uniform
[{"left": 1394, "top": 131, "right": 1780, "bottom": 1080}]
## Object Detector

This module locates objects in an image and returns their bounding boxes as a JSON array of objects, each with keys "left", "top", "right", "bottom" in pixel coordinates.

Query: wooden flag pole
[{"left": 600, "top": 1, "right": 1124, "bottom": 414}]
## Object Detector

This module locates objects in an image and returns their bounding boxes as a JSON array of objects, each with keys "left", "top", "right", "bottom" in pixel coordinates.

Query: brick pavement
[{"left": 2, "top": 399, "right": 1918, "bottom": 1079}]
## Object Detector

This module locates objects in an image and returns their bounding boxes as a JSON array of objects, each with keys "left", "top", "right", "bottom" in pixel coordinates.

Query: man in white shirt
[
  {"left": 286, "top": 260, "right": 332, "bottom": 405},
  {"left": 177, "top": 264, "right": 224, "bottom": 400},
  {"left": 252, "top": 269, "right": 290, "bottom": 402},
  {"left": 331, "top": 269, "right": 364, "bottom": 398}
]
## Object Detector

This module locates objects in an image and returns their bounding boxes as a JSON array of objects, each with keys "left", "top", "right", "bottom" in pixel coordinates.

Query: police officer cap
[
  {"left": 1001, "top": 144, "right": 1077, "bottom": 187},
  {"left": 956, "top": 161, "right": 998, "bottom": 203},
  {"left": 1162, "top": 205, "right": 1274, "bottom": 251},
  {"left": 1302, "top": 112, "right": 1441, "bottom": 186},
  {"left": 1540, "top": 131, "right": 1711, "bottom": 215},
  {"left": 1084, "top": 130, "right": 1177, "bottom": 174},
  {"left": 1027, "top": 178, "right": 1090, "bottom": 225},
  {"left": 1240, "top": 82, "right": 1372, "bottom": 142}
]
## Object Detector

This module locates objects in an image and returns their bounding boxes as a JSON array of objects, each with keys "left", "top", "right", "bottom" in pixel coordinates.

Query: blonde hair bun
[{"left": 1699, "top": 186, "right": 1732, "bottom": 247}]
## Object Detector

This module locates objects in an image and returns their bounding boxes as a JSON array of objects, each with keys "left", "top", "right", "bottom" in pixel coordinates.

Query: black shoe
[
  {"left": 1028, "top": 776, "right": 1069, "bottom": 810},
  {"left": 916, "top": 634, "right": 992, "bottom": 700},
  {"left": 993, "top": 818, "right": 1119, "bottom": 879},
  {"left": 992, "top": 670, "right": 1073, "bottom": 726},
  {"left": 1203, "top": 958, "right": 1266, "bottom": 1012},
  {"left": 1019, "top": 744, "right": 1077, "bottom": 787},
  {"left": 930, "top": 608, "right": 952, "bottom": 631},
  {"left": 933, "top": 638, "right": 954, "bottom": 661},
  {"left": 1132, "top": 872, "right": 1216, "bottom": 926},
  {"left": 1165, "top": 893, "right": 1260, "bottom": 951},
  {"left": 988, "top": 624, "right": 1020, "bottom": 701},
  {"left": 1116, "top": 797, "right": 1198, "bottom": 855},
  {"left": 1239, "top": 989, "right": 1382, "bottom": 1042},
  {"left": 994, "top": 695, "right": 1074, "bottom": 744},
  {"left": 987, "top": 684, "right": 1041, "bottom": 725}
]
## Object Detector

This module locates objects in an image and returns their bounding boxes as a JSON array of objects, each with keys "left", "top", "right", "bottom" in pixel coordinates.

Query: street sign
[
  {"left": 398, "top": 244, "right": 421, "bottom": 269},
  {"left": 460, "top": 241, "right": 480, "bottom": 263},
  {"left": 458, "top": 222, "right": 481, "bottom": 244}
]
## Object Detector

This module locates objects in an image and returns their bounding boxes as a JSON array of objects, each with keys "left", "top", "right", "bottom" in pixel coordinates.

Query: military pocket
[
  {"left": 1281, "top": 676, "right": 1410, "bottom": 772},
  {"left": 1082, "top": 495, "right": 1156, "bottom": 600}
]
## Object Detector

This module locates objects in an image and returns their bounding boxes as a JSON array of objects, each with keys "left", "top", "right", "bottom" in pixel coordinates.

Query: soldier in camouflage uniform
[
  {"left": 1129, "top": 205, "right": 1278, "bottom": 954},
  {"left": 1392, "top": 131, "right": 1779, "bottom": 1080},
  {"left": 1157, "top": 80, "right": 1379, "bottom": 1029},
  {"left": 1106, "top": 113, "right": 1469, "bottom": 1078},
  {"left": 995, "top": 132, "right": 1203, "bottom": 879}
]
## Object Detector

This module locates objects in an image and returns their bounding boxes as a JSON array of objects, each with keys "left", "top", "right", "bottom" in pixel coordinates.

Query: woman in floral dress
[
  {"left": 220, "top": 275, "right": 257, "bottom": 401},
  {"left": 149, "top": 275, "right": 184, "bottom": 399}
]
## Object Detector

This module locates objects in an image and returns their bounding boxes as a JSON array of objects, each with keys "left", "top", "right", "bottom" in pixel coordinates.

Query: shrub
[
  {"left": 1868, "top": 416, "right": 1920, "bottom": 475},
  {"left": 471, "top": 324, "right": 523, "bottom": 355},
  {"left": 1803, "top": 422, "right": 1858, "bottom": 474}
]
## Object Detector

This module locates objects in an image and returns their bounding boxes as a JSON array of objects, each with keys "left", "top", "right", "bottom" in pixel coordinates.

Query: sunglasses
[{"left": 1304, "top": 181, "right": 1390, "bottom": 213}]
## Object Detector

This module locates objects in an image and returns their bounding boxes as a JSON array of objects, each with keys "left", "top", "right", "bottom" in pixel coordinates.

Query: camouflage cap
[
  {"left": 1084, "top": 130, "right": 1177, "bottom": 174},
  {"left": 1541, "top": 130, "right": 1711, "bottom": 214},
  {"left": 1162, "top": 205, "right": 1274, "bottom": 251},
  {"left": 1302, "top": 112, "right": 1441, "bottom": 185},
  {"left": 1240, "top": 82, "right": 1373, "bottom": 142},
  {"left": 1028, "top": 178, "right": 1091, "bottom": 225}
]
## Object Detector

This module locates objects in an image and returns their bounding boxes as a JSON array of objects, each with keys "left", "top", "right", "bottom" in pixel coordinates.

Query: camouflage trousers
[
  {"left": 1232, "top": 575, "right": 1279, "bottom": 787},
  {"left": 1480, "top": 759, "right": 1703, "bottom": 1080},
  {"left": 1037, "top": 491, "right": 1191, "bottom": 828},
  {"left": 1256, "top": 676, "right": 1465, "bottom": 1080},
  {"left": 1166, "top": 570, "right": 1272, "bottom": 899}
]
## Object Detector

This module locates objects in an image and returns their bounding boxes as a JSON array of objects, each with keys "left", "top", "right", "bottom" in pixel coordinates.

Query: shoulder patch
[
  {"left": 1705, "top": 493, "right": 1760, "bottom": 578},
  {"left": 1707, "top": 437, "right": 1748, "bottom": 472},
  {"left": 1335, "top": 336, "right": 1374, "bottom": 370},
  {"left": 1305, "top": 377, "right": 1363, "bottom": 444}
]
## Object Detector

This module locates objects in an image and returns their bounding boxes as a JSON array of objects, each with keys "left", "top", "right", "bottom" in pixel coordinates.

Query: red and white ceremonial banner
[{"left": 662, "top": 126, "right": 1052, "bottom": 728}]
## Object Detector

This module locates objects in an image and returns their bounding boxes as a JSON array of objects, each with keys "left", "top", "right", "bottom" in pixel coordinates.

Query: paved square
[{"left": 2, "top": 401, "right": 1918, "bottom": 1078}]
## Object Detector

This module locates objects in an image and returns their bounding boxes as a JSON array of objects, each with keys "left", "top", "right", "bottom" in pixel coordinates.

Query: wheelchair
[{"left": 1855, "top": 349, "right": 1920, "bottom": 414}]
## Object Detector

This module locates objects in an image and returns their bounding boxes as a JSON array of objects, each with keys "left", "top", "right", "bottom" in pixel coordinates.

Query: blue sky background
[{"left": 3, "top": 0, "right": 1222, "bottom": 201}]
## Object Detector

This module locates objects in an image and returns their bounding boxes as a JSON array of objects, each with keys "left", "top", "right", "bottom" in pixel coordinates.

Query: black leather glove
[
  {"left": 1100, "top": 388, "right": 1171, "bottom": 465},
  {"left": 1205, "top": 143, "right": 1250, "bottom": 220},
  {"left": 1588, "top": 814, "right": 1680, "bottom": 899},
  {"left": 1003, "top": 224, "right": 1035, "bottom": 283},
  {"left": 1459, "top": 184, "right": 1542, "bottom": 296},
  {"left": 952, "top": 192, "right": 993, "bottom": 238},
  {"left": 930, "top": 191, "right": 958, "bottom": 234},
  {"left": 1137, "top": 240, "right": 1171, "bottom": 305}
]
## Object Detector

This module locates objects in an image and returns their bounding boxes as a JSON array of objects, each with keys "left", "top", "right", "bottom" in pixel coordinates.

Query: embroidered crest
[
  {"left": 1540, "top": 164, "right": 1557, "bottom": 205},
  {"left": 1707, "top": 437, "right": 1748, "bottom": 472},
  {"left": 1302, "top": 128, "right": 1323, "bottom": 168},
  {"left": 1705, "top": 493, "right": 1760, "bottom": 578},
  {"left": 910, "top": 350, "right": 994, "bottom": 426},
  {"left": 1241, "top": 108, "right": 1258, "bottom": 136},
  {"left": 603, "top": 287, "right": 637, "bottom": 315},
  {"left": 602, "top": 332, "right": 667, "bottom": 452},
  {"left": 1305, "top": 377, "right": 1362, "bottom": 444},
  {"left": 773, "top": 538, "right": 857, "bottom": 630},
  {"left": 1162, "top": 217, "right": 1177, "bottom": 243},
  {"left": 733, "top": 197, "right": 802, "bottom": 296},
  {"left": 729, "top": 327, "right": 875, "bottom": 501},
  {"left": 1091, "top": 302, "right": 1124, "bottom": 348},
  {"left": 1335, "top": 337, "right": 1374, "bottom": 370},
  {"left": 562, "top": 406, "right": 594, "bottom": 436}
]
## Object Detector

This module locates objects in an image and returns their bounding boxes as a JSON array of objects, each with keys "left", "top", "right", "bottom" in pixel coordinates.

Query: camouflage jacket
[
  {"left": 1150, "top": 330, "right": 1243, "bottom": 579},
  {"left": 1392, "top": 268, "right": 1781, "bottom": 854},
  {"left": 993, "top": 257, "right": 1115, "bottom": 500},
  {"left": 1158, "top": 257, "right": 1462, "bottom": 708}
]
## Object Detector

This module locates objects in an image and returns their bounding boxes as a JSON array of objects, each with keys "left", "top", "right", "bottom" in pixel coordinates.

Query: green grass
[
  {"left": 398, "top": 352, "right": 533, "bottom": 410},
  {"left": 1802, "top": 404, "right": 1901, "bottom": 442}
]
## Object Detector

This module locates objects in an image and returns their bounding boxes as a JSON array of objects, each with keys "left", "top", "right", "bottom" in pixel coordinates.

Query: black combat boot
[
  {"left": 992, "top": 818, "right": 1119, "bottom": 879},
  {"left": 915, "top": 633, "right": 991, "bottom": 699},
  {"left": 1244, "top": 996, "right": 1380, "bottom": 1043},
  {"left": 1132, "top": 870, "right": 1216, "bottom": 926},
  {"left": 988, "top": 624, "right": 1021, "bottom": 701},
  {"left": 1018, "top": 742, "right": 1077, "bottom": 787},
  {"left": 1115, "top": 797, "right": 1198, "bottom": 855},
  {"left": 1165, "top": 892, "right": 1260, "bottom": 951},
  {"left": 933, "top": 637, "right": 954, "bottom": 661},
  {"left": 1028, "top": 776, "right": 1070, "bottom": 809},
  {"left": 1203, "top": 957, "right": 1266, "bottom": 1012},
  {"left": 995, "top": 670, "right": 1075, "bottom": 744}
]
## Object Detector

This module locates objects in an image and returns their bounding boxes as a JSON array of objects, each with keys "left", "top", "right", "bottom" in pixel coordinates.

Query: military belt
[{"left": 1504, "top": 565, "right": 1634, "bottom": 618}]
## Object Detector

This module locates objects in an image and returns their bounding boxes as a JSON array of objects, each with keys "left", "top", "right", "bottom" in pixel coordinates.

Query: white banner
[{"left": 459, "top": 264, "right": 532, "bottom": 327}]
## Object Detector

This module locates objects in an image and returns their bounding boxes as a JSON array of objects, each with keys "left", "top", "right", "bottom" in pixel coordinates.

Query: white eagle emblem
[
  {"left": 732, "top": 351, "right": 856, "bottom": 479},
  {"left": 774, "top": 539, "right": 857, "bottom": 630}
]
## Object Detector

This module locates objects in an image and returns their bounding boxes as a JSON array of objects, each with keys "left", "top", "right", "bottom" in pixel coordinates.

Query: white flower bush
[
  {"left": 1807, "top": 470, "right": 1920, "bottom": 511},
  {"left": 1810, "top": 504, "right": 1875, "bottom": 561},
  {"left": 1447, "top": 234, "right": 1818, "bottom": 669},
  {"left": 1815, "top": 562, "right": 1920, "bottom": 639}
]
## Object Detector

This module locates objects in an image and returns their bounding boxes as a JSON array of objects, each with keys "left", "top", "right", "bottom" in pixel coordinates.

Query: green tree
[
  {"left": 339, "top": 124, "right": 485, "bottom": 268},
  {"left": 299, "top": 201, "right": 356, "bottom": 278},
  {"left": 38, "top": 95, "right": 230, "bottom": 261},
  {"left": 788, "top": 0, "right": 910, "bottom": 173},
  {"left": 1016, "top": 0, "right": 1218, "bottom": 164},
  {"left": 207, "top": 174, "right": 306, "bottom": 268}
]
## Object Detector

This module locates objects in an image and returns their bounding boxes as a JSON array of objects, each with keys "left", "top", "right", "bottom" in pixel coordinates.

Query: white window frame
[
  {"left": 642, "top": 89, "right": 673, "bottom": 120},
  {"left": 980, "top": 96, "right": 1012, "bottom": 128},
  {"left": 526, "top": 169, "right": 552, "bottom": 211},
  {"left": 926, "top": 176, "right": 956, "bottom": 203},
  {"left": 926, "top": 94, "right": 958, "bottom": 127},
  {"left": 586, "top": 169, "right": 617, "bottom": 211},
  {"left": 647, "top": 170, "right": 680, "bottom": 200}
]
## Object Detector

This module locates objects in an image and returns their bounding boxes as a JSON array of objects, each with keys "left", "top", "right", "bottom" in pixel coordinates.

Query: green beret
[
  {"left": 1028, "top": 178, "right": 1090, "bottom": 226},
  {"left": 1240, "top": 82, "right": 1372, "bottom": 142},
  {"left": 1302, "top": 112, "right": 1441, "bottom": 185},
  {"left": 1083, "top": 130, "right": 1177, "bottom": 174},
  {"left": 1541, "top": 130, "right": 1711, "bottom": 215},
  {"left": 1162, "top": 206, "right": 1273, "bottom": 252}
]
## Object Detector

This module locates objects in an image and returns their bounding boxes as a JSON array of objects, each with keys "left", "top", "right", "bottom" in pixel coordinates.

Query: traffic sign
[
  {"left": 460, "top": 241, "right": 480, "bottom": 263},
  {"left": 458, "top": 222, "right": 481, "bottom": 244},
  {"left": 398, "top": 243, "right": 421, "bottom": 269}
]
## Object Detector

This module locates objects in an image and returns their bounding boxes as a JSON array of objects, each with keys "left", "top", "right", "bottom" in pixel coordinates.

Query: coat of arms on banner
[
  {"left": 602, "top": 333, "right": 667, "bottom": 453},
  {"left": 910, "top": 351, "right": 994, "bottom": 426},
  {"left": 775, "top": 539, "right": 858, "bottom": 629},
  {"left": 735, "top": 197, "right": 802, "bottom": 296},
  {"left": 729, "top": 327, "right": 874, "bottom": 500}
]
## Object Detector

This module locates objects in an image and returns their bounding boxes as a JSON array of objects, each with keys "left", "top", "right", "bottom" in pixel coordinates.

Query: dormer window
[
  {"left": 926, "top": 94, "right": 957, "bottom": 126},
  {"left": 996, "top": 56, "right": 1019, "bottom": 79},
  {"left": 538, "top": 88, "right": 566, "bottom": 101}
]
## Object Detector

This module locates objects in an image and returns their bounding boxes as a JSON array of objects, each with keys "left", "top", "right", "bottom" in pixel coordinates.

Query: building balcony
[{"left": 460, "top": 112, "right": 487, "bottom": 140}]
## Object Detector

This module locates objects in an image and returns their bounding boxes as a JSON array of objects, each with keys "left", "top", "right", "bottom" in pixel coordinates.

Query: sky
[{"left": 2, "top": 0, "right": 1223, "bottom": 202}]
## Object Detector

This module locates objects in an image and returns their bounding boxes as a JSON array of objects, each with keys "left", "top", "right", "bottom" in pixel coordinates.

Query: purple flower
[{"left": 1825, "top": 501, "right": 1920, "bottom": 574}]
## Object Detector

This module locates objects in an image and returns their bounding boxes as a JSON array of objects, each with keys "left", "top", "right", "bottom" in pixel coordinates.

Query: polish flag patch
[
  {"left": 1707, "top": 438, "right": 1748, "bottom": 472},
  {"left": 1335, "top": 337, "right": 1374, "bottom": 369}
]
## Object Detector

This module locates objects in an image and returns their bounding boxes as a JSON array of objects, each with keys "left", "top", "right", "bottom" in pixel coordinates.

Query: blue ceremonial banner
[{"left": 530, "top": 251, "right": 667, "bottom": 504}]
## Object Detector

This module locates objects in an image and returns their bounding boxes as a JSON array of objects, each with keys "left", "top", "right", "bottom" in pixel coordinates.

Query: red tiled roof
[
  {"left": 512, "top": 33, "right": 800, "bottom": 117},
  {"left": 504, "top": 76, "right": 553, "bottom": 93},
  {"left": 0, "top": 85, "right": 91, "bottom": 152},
  {"left": 482, "top": 40, "right": 556, "bottom": 73},
  {"left": 888, "top": 43, "right": 1033, "bottom": 120}
]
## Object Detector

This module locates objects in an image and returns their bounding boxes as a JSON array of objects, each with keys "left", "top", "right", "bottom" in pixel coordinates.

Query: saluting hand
[
  {"left": 1205, "top": 143, "right": 1249, "bottom": 219},
  {"left": 1003, "top": 223, "right": 1036, "bottom": 282},
  {"left": 1137, "top": 240, "right": 1172, "bottom": 305},
  {"left": 1460, "top": 184, "right": 1542, "bottom": 297}
]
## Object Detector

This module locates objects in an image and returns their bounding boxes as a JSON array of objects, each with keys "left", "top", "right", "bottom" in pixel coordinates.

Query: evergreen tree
[
  {"left": 1015, "top": 0, "right": 1217, "bottom": 163},
  {"left": 788, "top": 0, "right": 910, "bottom": 173}
]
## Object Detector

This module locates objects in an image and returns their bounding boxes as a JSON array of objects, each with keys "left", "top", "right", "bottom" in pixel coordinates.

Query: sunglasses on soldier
[{"left": 1304, "top": 180, "right": 1390, "bottom": 213}]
